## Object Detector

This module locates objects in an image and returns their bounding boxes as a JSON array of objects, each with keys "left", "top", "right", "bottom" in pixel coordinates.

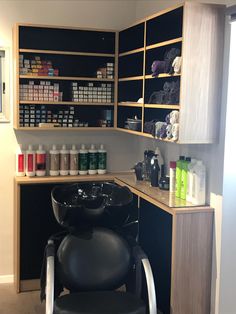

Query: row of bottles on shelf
[
  {"left": 133, "top": 148, "right": 206, "bottom": 205},
  {"left": 170, "top": 156, "right": 206, "bottom": 205},
  {"left": 16, "top": 144, "right": 107, "bottom": 177}
]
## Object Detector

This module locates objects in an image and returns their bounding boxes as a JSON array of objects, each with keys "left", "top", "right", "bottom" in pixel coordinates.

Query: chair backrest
[{"left": 57, "top": 227, "right": 131, "bottom": 291}]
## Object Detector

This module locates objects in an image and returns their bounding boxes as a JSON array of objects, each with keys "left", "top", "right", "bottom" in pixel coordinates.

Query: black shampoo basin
[{"left": 51, "top": 182, "right": 133, "bottom": 228}]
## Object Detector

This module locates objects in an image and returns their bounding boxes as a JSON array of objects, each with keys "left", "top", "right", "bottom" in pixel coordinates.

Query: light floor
[{"left": 0, "top": 284, "right": 45, "bottom": 314}]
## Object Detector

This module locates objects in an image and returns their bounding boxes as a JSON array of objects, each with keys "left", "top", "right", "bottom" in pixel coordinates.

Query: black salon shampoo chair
[{"left": 43, "top": 182, "right": 157, "bottom": 314}]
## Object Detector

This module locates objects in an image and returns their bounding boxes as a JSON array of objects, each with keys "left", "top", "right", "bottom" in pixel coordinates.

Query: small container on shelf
[
  {"left": 26, "top": 145, "right": 36, "bottom": 177},
  {"left": 36, "top": 144, "right": 46, "bottom": 177}
]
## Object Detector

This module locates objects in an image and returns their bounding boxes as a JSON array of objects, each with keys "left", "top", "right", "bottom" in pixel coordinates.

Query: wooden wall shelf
[
  {"left": 146, "top": 37, "right": 182, "bottom": 51},
  {"left": 19, "top": 48, "right": 115, "bottom": 58},
  {"left": 20, "top": 75, "right": 114, "bottom": 82},
  {"left": 14, "top": 127, "right": 115, "bottom": 131},
  {"left": 19, "top": 100, "right": 114, "bottom": 106}
]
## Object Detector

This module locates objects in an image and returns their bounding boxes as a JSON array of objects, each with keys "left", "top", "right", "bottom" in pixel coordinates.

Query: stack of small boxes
[
  {"left": 96, "top": 62, "right": 114, "bottom": 79},
  {"left": 19, "top": 81, "right": 63, "bottom": 102},
  {"left": 19, "top": 54, "right": 59, "bottom": 76},
  {"left": 19, "top": 105, "right": 77, "bottom": 127},
  {"left": 71, "top": 82, "right": 113, "bottom": 103}
]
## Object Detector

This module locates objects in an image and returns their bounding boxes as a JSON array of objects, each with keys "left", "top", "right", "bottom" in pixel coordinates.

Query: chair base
[{"left": 54, "top": 290, "right": 146, "bottom": 314}]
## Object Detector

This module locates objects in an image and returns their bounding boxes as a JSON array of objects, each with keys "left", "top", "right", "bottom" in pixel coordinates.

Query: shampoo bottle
[
  {"left": 98, "top": 144, "right": 107, "bottom": 174},
  {"left": 150, "top": 155, "right": 160, "bottom": 187},
  {"left": 26, "top": 145, "right": 35, "bottom": 177},
  {"left": 186, "top": 158, "right": 197, "bottom": 203},
  {"left": 16, "top": 144, "right": 25, "bottom": 177},
  {"left": 175, "top": 156, "right": 185, "bottom": 198},
  {"left": 155, "top": 146, "right": 164, "bottom": 181},
  {"left": 169, "top": 161, "right": 176, "bottom": 193},
  {"left": 69, "top": 144, "right": 79, "bottom": 176},
  {"left": 49, "top": 145, "right": 60, "bottom": 176},
  {"left": 180, "top": 157, "right": 191, "bottom": 200},
  {"left": 36, "top": 144, "right": 46, "bottom": 177},
  {"left": 60, "top": 145, "right": 69, "bottom": 176},
  {"left": 79, "top": 144, "right": 88, "bottom": 175},
  {"left": 192, "top": 160, "right": 206, "bottom": 205},
  {"left": 88, "top": 144, "right": 98, "bottom": 175}
]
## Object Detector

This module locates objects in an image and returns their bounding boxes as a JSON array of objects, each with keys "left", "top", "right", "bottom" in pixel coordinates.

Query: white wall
[
  {"left": 0, "top": 0, "right": 140, "bottom": 277},
  {"left": 219, "top": 21, "right": 236, "bottom": 314}
]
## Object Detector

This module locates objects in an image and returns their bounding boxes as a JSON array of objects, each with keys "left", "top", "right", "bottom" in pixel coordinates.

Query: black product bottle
[{"left": 150, "top": 155, "right": 160, "bottom": 187}]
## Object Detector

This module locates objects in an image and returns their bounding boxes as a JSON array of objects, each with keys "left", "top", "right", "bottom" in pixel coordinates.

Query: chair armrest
[
  {"left": 46, "top": 240, "right": 55, "bottom": 314},
  {"left": 133, "top": 245, "right": 157, "bottom": 314},
  {"left": 141, "top": 257, "right": 157, "bottom": 314}
]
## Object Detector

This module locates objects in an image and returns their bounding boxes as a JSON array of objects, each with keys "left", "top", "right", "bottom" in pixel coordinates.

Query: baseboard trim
[{"left": 0, "top": 275, "right": 14, "bottom": 284}]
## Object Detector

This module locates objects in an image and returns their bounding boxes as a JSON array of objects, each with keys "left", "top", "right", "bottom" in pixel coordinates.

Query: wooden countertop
[
  {"left": 114, "top": 174, "right": 213, "bottom": 215},
  {"left": 15, "top": 172, "right": 213, "bottom": 215},
  {"left": 14, "top": 172, "right": 121, "bottom": 184}
]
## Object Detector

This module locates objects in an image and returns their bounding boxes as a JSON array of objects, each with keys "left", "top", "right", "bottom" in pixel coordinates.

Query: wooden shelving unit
[
  {"left": 117, "top": 3, "right": 225, "bottom": 144},
  {"left": 14, "top": 24, "right": 117, "bottom": 130}
]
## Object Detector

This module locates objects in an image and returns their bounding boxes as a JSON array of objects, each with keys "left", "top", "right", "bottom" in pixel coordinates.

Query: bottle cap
[
  {"left": 28, "top": 145, "right": 33, "bottom": 151},
  {"left": 186, "top": 157, "right": 191, "bottom": 162},
  {"left": 39, "top": 144, "right": 43, "bottom": 150},
  {"left": 52, "top": 144, "right": 57, "bottom": 150},
  {"left": 179, "top": 156, "right": 185, "bottom": 160},
  {"left": 91, "top": 144, "right": 95, "bottom": 149},
  {"left": 72, "top": 144, "right": 76, "bottom": 150},
  {"left": 62, "top": 144, "right": 66, "bottom": 150},
  {"left": 81, "top": 144, "right": 85, "bottom": 149},
  {"left": 100, "top": 144, "right": 104, "bottom": 150},
  {"left": 170, "top": 161, "right": 176, "bottom": 168}
]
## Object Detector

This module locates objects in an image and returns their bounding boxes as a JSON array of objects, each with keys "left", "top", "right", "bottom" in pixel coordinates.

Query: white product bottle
[
  {"left": 69, "top": 144, "right": 79, "bottom": 176},
  {"left": 155, "top": 146, "right": 164, "bottom": 180},
  {"left": 60, "top": 145, "right": 69, "bottom": 176},
  {"left": 192, "top": 160, "right": 206, "bottom": 205},
  {"left": 169, "top": 161, "right": 176, "bottom": 193},
  {"left": 98, "top": 144, "right": 107, "bottom": 174},
  {"left": 26, "top": 145, "right": 36, "bottom": 177},
  {"left": 16, "top": 144, "right": 25, "bottom": 177},
  {"left": 79, "top": 144, "right": 88, "bottom": 175},
  {"left": 88, "top": 144, "right": 98, "bottom": 175},
  {"left": 36, "top": 144, "right": 46, "bottom": 177},
  {"left": 186, "top": 158, "right": 197, "bottom": 203},
  {"left": 49, "top": 145, "right": 60, "bottom": 176}
]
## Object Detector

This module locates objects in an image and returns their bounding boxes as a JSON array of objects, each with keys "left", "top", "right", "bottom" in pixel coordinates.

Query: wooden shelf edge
[
  {"left": 145, "top": 73, "right": 181, "bottom": 79},
  {"left": 117, "top": 127, "right": 179, "bottom": 143},
  {"left": 19, "top": 48, "right": 115, "bottom": 58},
  {"left": 19, "top": 75, "right": 114, "bottom": 82},
  {"left": 15, "top": 171, "right": 132, "bottom": 184},
  {"left": 119, "top": 47, "right": 144, "bottom": 57},
  {"left": 146, "top": 37, "right": 182, "bottom": 51},
  {"left": 144, "top": 104, "right": 180, "bottom": 109},
  {"left": 16, "top": 23, "right": 117, "bottom": 33},
  {"left": 19, "top": 101, "right": 114, "bottom": 106},
  {"left": 14, "top": 127, "right": 115, "bottom": 131},
  {"left": 118, "top": 102, "right": 143, "bottom": 107}
]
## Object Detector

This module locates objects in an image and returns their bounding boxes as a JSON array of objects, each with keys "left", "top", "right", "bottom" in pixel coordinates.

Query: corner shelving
[
  {"left": 117, "top": 2, "right": 224, "bottom": 144},
  {"left": 14, "top": 24, "right": 116, "bottom": 130}
]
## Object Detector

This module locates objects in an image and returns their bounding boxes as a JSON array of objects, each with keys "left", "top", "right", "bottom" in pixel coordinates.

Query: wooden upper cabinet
[
  {"left": 117, "top": 2, "right": 225, "bottom": 144},
  {"left": 179, "top": 2, "right": 225, "bottom": 143}
]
